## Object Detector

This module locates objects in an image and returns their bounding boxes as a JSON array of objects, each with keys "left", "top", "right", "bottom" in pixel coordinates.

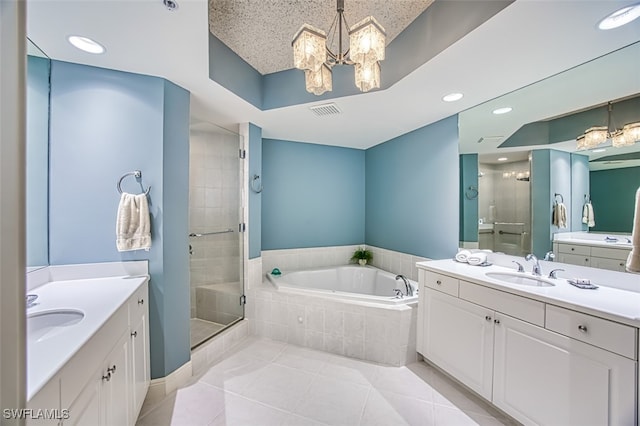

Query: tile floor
[
  {"left": 191, "top": 318, "right": 225, "bottom": 348},
  {"left": 137, "top": 337, "right": 519, "bottom": 426}
]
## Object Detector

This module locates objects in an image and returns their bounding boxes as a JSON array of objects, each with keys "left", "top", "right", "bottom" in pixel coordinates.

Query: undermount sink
[
  {"left": 27, "top": 309, "right": 84, "bottom": 343},
  {"left": 485, "top": 272, "right": 555, "bottom": 287}
]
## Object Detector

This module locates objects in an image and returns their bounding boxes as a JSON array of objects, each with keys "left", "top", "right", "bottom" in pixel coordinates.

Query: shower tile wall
[{"left": 189, "top": 130, "right": 241, "bottom": 319}]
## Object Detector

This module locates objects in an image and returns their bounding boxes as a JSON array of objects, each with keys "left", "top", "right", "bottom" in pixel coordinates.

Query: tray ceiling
[{"left": 209, "top": 0, "right": 434, "bottom": 75}]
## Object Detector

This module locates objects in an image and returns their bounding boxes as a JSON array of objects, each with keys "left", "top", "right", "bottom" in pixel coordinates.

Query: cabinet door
[
  {"left": 493, "top": 313, "right": 636, "bottom": 426},
  {"left": 590, "top": 256, "right": 627, "bottom": 272},
  {"left": 65, "top": 370, "right": 103, "bottom": 426},
  {"left": 130, "top": 314, "right": 150, "bottom": 419},
  {"left": 104, "top": 334, "right": 130, "bottom": 426},
  {"left": 423, "top": 288, "right": 495, "bottom": 400},
  {"left": 556, "top": 252, "right": 590, "bottom": 266}
]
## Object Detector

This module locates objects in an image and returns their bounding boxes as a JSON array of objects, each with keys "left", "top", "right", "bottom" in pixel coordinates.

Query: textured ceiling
[{"left": 209, "top": 0, "right": 434, "bottom": 75}]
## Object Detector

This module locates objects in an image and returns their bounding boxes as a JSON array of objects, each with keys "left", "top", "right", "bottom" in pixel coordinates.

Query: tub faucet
[
  {"left": 395, "top": 275, "right": 413, "bottom": 297},
  {"left": 525, "top": 254, "right": 542, "bottom": 276},
  {"left": 544, "top": 251, "right": 555, "bottom": 261}
]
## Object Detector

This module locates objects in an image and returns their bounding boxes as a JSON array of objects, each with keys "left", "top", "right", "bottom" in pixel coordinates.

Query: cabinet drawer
[
  {"left": 558, "top": 244, "right": 590, "bottom": 256},
  {"left": 590, "top": 256, "right": 627, "bottom": 272},
  {"left": 590, "top": 246, "right": 630, "bottom": 261},
  {"left": 423, "top": 271, "right": 459, "bottom": 297},
  {"left": 128, "top": 281, "right": 148, "bottom": 323},
  {"left": 557, "top": 253, "right": 590, "bottom": 266},
  {"left": 459, "top": 281, "right": 545, "bottom": 326},
  {"left": 546, "top": 305, "right": 637, "bottom": 359}
]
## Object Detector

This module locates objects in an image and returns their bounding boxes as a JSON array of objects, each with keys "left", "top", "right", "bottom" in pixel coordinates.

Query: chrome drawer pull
[
  {"left": 436, "top": 280, "right": 442, "bottom": 285},
  {"left": 131, "top": 331, "right": 138, "bottom": 338},
  {"left": 494, "top": 319, "right": 500, "bottom": 325},
  {"left": 578, "top": 325, "right": 588, "bottom": 333},
  {"left": 138, "top": 298, "right": 144, "bottom": 305},
  {"left": 485, "top": 315, "right": 492, "bottom": 322}
]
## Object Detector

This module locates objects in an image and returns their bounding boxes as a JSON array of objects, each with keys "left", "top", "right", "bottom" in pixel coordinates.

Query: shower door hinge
[
  {"left": 239, "top": 223, "right": 246, "bottom": 233},
  {"left": 239, "top": 294, "right": 246, "bottom": 306},
  {"left": 239, "top": 149, "right": 246, "bottom": 159}
]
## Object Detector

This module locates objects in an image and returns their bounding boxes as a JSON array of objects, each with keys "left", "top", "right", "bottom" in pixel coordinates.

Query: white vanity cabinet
[
  {"left": 554, "top": 242, "right": 630, "bottom": 272},
  {"left": 29, "top": 279, "right": 150, "bottom": 426},
  {"left": 418, "top": 268, "right": 638, "bottom": 426}
]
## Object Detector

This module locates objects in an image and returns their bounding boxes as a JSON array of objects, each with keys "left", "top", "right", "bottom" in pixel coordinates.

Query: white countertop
[
  {"left": 417, "top": 259, "right": 640, "bottom": 328},
  {"left": 26, "top": 274, "right": 148, "bottom": 400},
  {"left": 554, "top": 232, "right": 633, "bottom": 250}
]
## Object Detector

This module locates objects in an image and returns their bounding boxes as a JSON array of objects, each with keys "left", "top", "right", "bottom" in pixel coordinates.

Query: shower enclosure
[
  {"left": 478, "top": 155, "right": 531, "bottom": 256},
  {"left": 188, "top": 121, "right": 244, "bottom": 349}
]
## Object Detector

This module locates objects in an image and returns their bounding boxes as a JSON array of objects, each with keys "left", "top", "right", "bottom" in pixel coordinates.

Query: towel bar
[{"left": 117, "top": 170, "right": 151, "bottom": 196}]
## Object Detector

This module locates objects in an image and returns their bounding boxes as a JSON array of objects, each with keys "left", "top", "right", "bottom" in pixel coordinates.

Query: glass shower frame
[{"left": 188, "top": 121, "right": 245, "bottom": 349}]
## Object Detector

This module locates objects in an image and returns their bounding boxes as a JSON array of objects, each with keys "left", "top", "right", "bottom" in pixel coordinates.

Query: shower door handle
[{"left": 189, "top": 244, "right": 194, "bottom": 255}]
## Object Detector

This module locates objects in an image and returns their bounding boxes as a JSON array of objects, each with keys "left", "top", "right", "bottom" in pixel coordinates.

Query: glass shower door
[{"left": 188, "top": 121, "right": 244, "bottom": 349}]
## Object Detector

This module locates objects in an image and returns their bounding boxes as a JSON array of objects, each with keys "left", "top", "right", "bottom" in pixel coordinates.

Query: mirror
[
  {"left": 26, "top": 39, "right": 51, "bottom": 270},
  {"left": 459, "top": 41, "right": 640, "bottom": 261}
]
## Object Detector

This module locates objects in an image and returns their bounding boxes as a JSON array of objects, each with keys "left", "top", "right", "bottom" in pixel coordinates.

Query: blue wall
[
  {"left": 459, "top": 154, "right": 479, "bottom": 244},
  {"left": 261, "top": 139, "right": 365, "bottom": 249},
  {"left": 248, "top": 123, "right": 262, "bottom": 258},
  {"left": 365, "top": 116, "right": 459, "bottom": 259},
  {"left": 26, "top": 55, "right": 50, "bottom": 267},
  {"left": 571, "top": 153, "right": 589, "bottom": 232},
  {"left": 48, "top": 60, "right": 190, "bottom": 378},
  {"left": 591, "top": 166, "right": 640, "bottom": 233}
]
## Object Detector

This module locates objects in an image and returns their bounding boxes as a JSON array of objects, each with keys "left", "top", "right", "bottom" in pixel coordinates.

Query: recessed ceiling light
[
  {"left": 592, "top": 148, "right": 607, "bottom": 153},
  {"left": 493, "top": 107, "right": 512, "bottom": 115},
  {"left": 67, "top": 36, "right": 105, "bottom": 54},
  {"left": 598, "top": 3, "right": 640, "bottom": 30},
  {"left": 442, "top": 93, "right": 463, "bottom": 102},
  {"left": 497, "top": 157, "right": 508, "bottom": 162}
]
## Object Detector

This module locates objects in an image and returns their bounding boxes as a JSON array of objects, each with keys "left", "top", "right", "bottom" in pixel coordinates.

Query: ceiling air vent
[{"left": 309, "top": 103, "right": 342, "bottom": 117}]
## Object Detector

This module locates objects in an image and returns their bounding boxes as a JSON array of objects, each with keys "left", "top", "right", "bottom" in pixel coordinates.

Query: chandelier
[
  {"left": 292, "top": 0, "right": 386, "bottom": 96},
  {"left": 577, "top": 101, "right": 640, "bottom": 150}
]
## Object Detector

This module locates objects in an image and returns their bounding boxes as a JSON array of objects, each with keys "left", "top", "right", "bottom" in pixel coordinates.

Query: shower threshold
[{"left": 190, "top": 317, "right": 243, "bottom": 350}]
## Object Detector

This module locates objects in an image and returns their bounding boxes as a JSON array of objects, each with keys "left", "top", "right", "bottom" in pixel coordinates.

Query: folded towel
[
  {"left": 626, "top": 187, "right": 640, "bottom": 273},
  {"left": 582, "top": 202, "right": 595, "bottom": 228},
  {"left": 455, "top": 249, "right": 471, "bottom": 263},
  {"left": 116, "top": 193, "right": 151, "bottom": 252},
  {"left": 553, "top": 202, "right": 567, "bottom": 229},
  {"left": 467, "top": 252, "right": 488, "bottom": 266}
]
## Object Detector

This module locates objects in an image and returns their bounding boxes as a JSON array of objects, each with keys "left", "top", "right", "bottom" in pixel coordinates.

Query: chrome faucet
[
  {"left": 525, "top": 254, "right": 542, "bottom": 276},
  {"left": 26, "top": 294, "right": 38, "bottom": 308},
  {"left": 543, "top": 251, "right": 555, "bottom": 261},
  {"left": 395, "top": 275, "right": 413, "bottom": 297}
]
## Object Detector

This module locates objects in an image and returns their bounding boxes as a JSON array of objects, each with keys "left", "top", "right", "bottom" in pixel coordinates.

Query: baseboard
[{"left": 138, "top": 360, "right": 193, "bottom": 418}]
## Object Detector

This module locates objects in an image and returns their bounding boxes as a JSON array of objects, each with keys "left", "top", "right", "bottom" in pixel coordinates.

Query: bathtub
[
  {"left": 267, "top": 265, "right": 418, "bottom": 305},
  {"left": 256, "top": 265, "right": 419, "bottom": 366}
]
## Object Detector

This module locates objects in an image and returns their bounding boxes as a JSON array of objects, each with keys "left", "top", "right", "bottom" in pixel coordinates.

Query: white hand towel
[
  {"left": 553, "top": 203, "right": 567, "bottom": 229},
  {"left": 582, "top": 202, "right": 595, "bottom": 228},
  {"left": 626, "top": 187, "right": 640, "bottom": 273},
  {"left": 467, "top": 252, "right": 488, "bottom": 266},
  {"left": 116, "top": 193, "right": 152, "bottom": 252},
  {"left": 455, "top": 249, "right": 471, "bottom": 263}
]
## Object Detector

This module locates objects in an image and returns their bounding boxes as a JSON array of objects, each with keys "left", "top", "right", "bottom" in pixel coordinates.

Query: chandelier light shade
[
  {"left": 292, "top": 24, "right": 327, "bottom": 72},
  {"left": 583, "top": 126, "right": 608, "bottom": 149},
  {"left": 292, "top": 0, "right": 386, "bottom": 95},
  {"left": 576, "top": 100, "right": 640, "bottom": 150},
  {"left": 305, "top": 63, "right": 333, "bottom": 95},
  {"left": 623, "top": 122, "right": 640, "bottom": 143},
  {"left": 354, "top": 61, "right": 381, "bottom": 92},
  {"left": 349, "top": 16, "right": 386, "bottom": 64}
]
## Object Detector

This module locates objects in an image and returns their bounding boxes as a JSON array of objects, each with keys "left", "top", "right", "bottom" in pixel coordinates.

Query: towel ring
[
  {"left": 251, "top": 174, "right": 263, "bottom": 194},
  {"left": 554, "top": 193, "right": 564, "bottom": 203},
  {"left": 117, "top": 170, "right": 151, "bottom": 196}
]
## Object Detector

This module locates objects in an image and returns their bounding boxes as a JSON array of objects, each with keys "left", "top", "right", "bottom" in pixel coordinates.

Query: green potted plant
[{"left": 351, "top": 246, "right": 373, "bottom": 266}]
